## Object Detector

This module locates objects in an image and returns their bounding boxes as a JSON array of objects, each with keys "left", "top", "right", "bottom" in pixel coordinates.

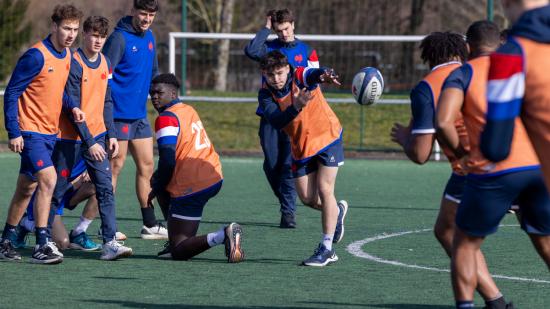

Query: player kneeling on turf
[
  {"left": 147, "top": 74, "right": 244, "bottom": 263},
  {"left": 259, "top": 51, "right": 348, "bottom": 267}
]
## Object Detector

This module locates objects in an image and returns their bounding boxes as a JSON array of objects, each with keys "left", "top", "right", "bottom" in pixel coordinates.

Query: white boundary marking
[{"left": 346, "top": 225, "right": 550, "bottom": 284}]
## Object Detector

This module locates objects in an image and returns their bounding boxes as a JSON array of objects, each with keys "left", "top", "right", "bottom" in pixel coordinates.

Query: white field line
[{"left": 346, "top": 226, "right": 550, "bottom": 284}]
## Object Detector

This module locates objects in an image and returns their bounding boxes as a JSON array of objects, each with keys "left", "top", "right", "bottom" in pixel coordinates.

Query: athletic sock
[
  {"left": 485, "top": 295, "right": 506, "bottom": 309},
  {"left": 21, "top": 216, "right": 35, "bottom": 232},
  {"left": 206, "top": 227, "right": 225, "bottom": 247},
  {"left": 456, "top": 300, "right": 475, "bottom": 308},
  {"left": 141, "top": 207, "right": 158, "bottom": 228},
  {"left": 35, "top": 227, "right": 48, "bottom": 246},
  {"left": 322, "top": 234, "right": 334, "bottom": 250},
  {"left": 72, "top": 216, "right": 93, "bottom": 236},
  {"left": 1, "top": 223, "right": 18, "bottom": 242}
]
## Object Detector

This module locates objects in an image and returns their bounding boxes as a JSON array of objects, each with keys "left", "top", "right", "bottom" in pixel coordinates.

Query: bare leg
[
  {"left": 294, "top": 172, "right": 322, "bottom": 210},
  {"left": 51, "top": 215, "right": 69, "bottom": 250},
  {"left": 69, "top": 182, "right": 98, "bottom": 220},
  {"left": 168, "top": 218, "right": 210, "bottom": 260},
  {"left": 33, "top": 167, "right": 57, "bottom": 229},
  {"left": 451, "top": 228, "right": 485, "bottom": 302},
  {"left": 316, "top": 164, "right": 339, "bottom": 235},
  {"left": 435, "top": 198, "right": 501, "bottom": 300},
  {"left": 6, "top": 175, "right": 37, "bottom": 226},
  {"left": 128, "top": 138, "right": 154, "bottom": 209},
  {"left": 528, "top": 234, "right": 550, "bottom": 269}
]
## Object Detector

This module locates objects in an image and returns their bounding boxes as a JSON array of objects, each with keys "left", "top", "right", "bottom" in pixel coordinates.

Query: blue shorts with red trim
[
  {"left": 291, "top": 138, "right": 344, "bottom": 178},
  {"left": 456, "top": 168, "right": 550, "bottom": 237},
  {"left": 19, "top": 132, "right": 57, "bottom": 180},
  {"left": 170, "top": 181, "right": 223, "bottom": 221},
  {"left": 114, "top": 118, "right": 152, "bottom": 140}
]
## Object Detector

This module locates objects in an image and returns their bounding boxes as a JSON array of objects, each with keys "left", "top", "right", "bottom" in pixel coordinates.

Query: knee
[
  {"left": 299, "top": 196, "right": 317, "bottom": 207},
  {"left": 111, "top": 157, "right": 125, "bottom": 174},
  {"left": 39, "top": 176, "right": 57, "bottom": 193},
  {"left": 138, "top": 160, "right": 154, "bottom": 175}
]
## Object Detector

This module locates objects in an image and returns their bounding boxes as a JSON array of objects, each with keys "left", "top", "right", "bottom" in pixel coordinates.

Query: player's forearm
[
  {"left": 436, "top": 123, "right": 461, "bottom": 158},
  {"left": 103, "top": 87, "right": 116, "bottom": 139},
  {"left": 153, "top": 146, "right": 176, "bottom": 193}
]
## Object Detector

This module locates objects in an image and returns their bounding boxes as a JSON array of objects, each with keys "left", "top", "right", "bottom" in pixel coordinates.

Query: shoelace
[{"left": 46, "top": 241, "right": 62, "bottom": 255}]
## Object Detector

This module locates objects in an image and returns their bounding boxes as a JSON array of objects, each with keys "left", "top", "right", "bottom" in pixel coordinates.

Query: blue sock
[
  {"left": 456, "top": 300, "right": 475, "bottom": 308},
  {"left": 2, "top": 223, "right": 18, "bottom": 242},
  {"left": 35, "top": 227, "right": 48, "bottom": 246}
]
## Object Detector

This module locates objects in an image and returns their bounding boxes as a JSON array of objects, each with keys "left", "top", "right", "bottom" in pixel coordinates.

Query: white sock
[
  {"left": 21, "top": 216, "right": 35, "bottom": 232},
  {"left": 206, "top": 227, "right": 225, "bottom": 247},
  {"left": 72, "top": 216, "right": 93, "bottom": 236},
  {"left": 322, "top": 234, "right": 334, "bottom": 250}
]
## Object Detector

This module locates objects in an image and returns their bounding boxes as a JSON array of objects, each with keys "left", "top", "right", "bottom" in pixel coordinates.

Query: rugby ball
[{"left": 351, "top": 67, "right": 384, "bottom": 106}]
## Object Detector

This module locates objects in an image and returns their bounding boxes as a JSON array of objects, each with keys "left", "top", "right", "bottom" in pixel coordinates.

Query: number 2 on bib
[{"left": 191, "top": 121, "right": 211, "bottom": 150}]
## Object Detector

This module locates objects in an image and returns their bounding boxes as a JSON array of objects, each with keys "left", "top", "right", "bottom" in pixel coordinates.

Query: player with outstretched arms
[
  {"left": 0, "top": 4, "right": 85, "bottom": 264},
  {"left": 258, "top": 51, "right": 347, "bottom": 267},
  {"left": 148, "top": 74, "right": 244, "bottom": 263},
  {"left": 245, "top": 8, "right": 320, "bottom": 229}
]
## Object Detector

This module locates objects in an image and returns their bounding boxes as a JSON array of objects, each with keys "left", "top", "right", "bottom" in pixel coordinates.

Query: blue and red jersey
[
  {"left": 481, "top": 4, "right": 550, "bottom": 187},
  {"left": 245, "top": 27, "right": 319, "bottom": 115},
  {"left": 103, "top": 16, "right": 158, "bottom": 120},
  {"left": 3, "top": 36, "right": 77, "bottom": 139},
  {"left": 259, "top": 67, "right": 342, "bottom": 162}
]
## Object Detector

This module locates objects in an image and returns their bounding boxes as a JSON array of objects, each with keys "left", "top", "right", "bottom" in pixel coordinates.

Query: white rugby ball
[{"left": 351, "top": 67, "right": 384, "bottom": 105}]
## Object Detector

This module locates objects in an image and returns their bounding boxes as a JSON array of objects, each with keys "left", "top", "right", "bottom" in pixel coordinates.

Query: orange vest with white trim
[
  {"left": 165, "top": 103, "right": 223, "bottom": 198},
  {"left": 423, "top": 62, "right": 469, "bottom": 175},
  {"left": 58, "top": 52, "right": 109, "bottom": 140},
  {"left": 271, "top": 82, "right": 342, "bottom": 161},
  {"left": 18, "top": 41, "right": 71, "bottom": 135},
  {"left": 462, "top": 56, "right": 539, "bottom": 174}
]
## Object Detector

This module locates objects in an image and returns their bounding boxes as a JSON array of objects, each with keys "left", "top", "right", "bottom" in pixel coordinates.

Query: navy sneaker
[
  {"left": 31, "top": 242, "right": 63, "bottom": 264},
  {"left": 302, "top": 244, "right": 338, "bottom": 267},
  {"left": 280, "top": 213, "right": 296, "bottom": 229},
  {"left": 157, "top": 241, "right": 171, "bottom": 259},
  {"left": 333, "top": 200, "right": 348, "bottom": 243},
  {"left": 0, "top": 239, "right": 22, "bottom": 261}
]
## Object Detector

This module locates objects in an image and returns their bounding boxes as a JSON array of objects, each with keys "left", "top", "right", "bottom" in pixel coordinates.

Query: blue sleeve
[
  {"left": 152, "top": 112, "right": 177, "bottom": 194},
  {"left": 102, "top": 31, "right": 125, "bottom": 69},
  {"left": 244, "top": 27, "right": 271, "bottom": 62},
  {"left": 259, "top": 88, "right": 300, "bottom": 129},
  {"left": 65, "top": 59, "right": 95, "bottom": 147},
  {"left": 152, "top": 36, "right": 159, "bottom": 78},
  {"left": 295, "top": 67, "right": 328, "bottom": 89},
  {"left": 410, "top": 81, "right": 436, "bottom": 134},
  {"left": 3, "top": 48, "right": 43, "bottom": 139},
  {"left": 104, "top": 57, "right": 116, "bottom": 139},
  {"left": 442, "top": 64, "right": 471, "bottom": 92}
]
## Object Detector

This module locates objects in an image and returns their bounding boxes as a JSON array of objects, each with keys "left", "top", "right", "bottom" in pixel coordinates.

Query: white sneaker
[
  {"left": 140, "top": 223, "right": 168, "bottom": 240},
  {"left": 47, "top": 241, "right": 64, "bottom": 258},
  {"left": 97, "top": 230, "right": 127, "bottom": 241},
  {"left": 100, "top": 240, "right": 133, "bottom": 261}
]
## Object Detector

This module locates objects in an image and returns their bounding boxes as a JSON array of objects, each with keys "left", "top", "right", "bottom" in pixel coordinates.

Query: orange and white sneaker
[{"left": 224, "top": 223, "right": 244, "bottom": 263}]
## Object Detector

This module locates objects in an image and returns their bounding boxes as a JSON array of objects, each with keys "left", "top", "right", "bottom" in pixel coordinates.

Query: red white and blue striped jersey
[{"left": 481, "top": 5, "right": 550, "bottom": 187}]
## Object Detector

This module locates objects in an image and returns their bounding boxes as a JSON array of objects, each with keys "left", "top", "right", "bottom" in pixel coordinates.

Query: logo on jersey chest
[
  {"left": 48, "top": 66, "right": 54, "bottom": 73},
  {"left": 294, "top": 54, "right": 303, "bottom": 63},
  {"left": 148, "top": 41, "right": 154, "bottom": 51},
  {"left": 132, "top": 46, "right": 138, "bottom": 53}
]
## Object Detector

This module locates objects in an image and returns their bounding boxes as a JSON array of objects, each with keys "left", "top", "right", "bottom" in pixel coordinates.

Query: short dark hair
[
  {"left": 152, "top": 73, "right": 181, "bottom": 89},
  {"left": 134, "top": 0, "right": 159, "bottom": 12},
  {"left": 420, "top": 31, "right": 468, "bottom": 67},
  {"left": 466, "top": 20, "right": 501, "bottom": 49},
  {"left": 83, "top": 16, "right": 110, "bottom": 37},
  {"left": 260, "top": 50, "right": 289, "bottom": 72},
  {"left": 51, "top": 4, "right": 84, "bottom": 25},
  {"left": 269, "top": 8, "right": 294, "bottom": 24}
]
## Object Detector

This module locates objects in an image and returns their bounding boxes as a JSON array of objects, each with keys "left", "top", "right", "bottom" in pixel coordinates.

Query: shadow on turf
[
  {"left": 80, "top": 300, "right": 361, "bottom": 308},
  {"left": 298, "top": 302, "right": 453, "bottom": 309},
  {"left": 202, "top": 220, "right": 280, "bottom": 228}
]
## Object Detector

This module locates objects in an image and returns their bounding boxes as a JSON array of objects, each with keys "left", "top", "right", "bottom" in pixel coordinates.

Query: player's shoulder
[{"left": 495, "top": 37, "right": 523, "bottom": 56}]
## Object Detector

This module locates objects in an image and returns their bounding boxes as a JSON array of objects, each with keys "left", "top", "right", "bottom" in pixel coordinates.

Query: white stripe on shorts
[
  {"left": 172, "top": 214, "right": 202, "bottom": 221},
  {"left": 444, "top": 193, "right": 461, "bottom": 204}
]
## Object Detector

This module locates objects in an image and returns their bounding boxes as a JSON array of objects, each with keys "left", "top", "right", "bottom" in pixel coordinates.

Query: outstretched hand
[
  {"left": 320, "top": 68, "right": 341, "bottom": 86},
  {"left": 292, "top": 87, "right": 313, "bottom": 110}
]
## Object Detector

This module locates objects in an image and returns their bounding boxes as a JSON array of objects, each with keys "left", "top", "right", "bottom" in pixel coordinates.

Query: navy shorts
[
  {"left": 19, "top": 133, "right": 57, "bottom": 180},
  {"left": 291, "top": 138, "right": 345, "bottom": 178},
  {"left": 114, "top": 118, "right": 152, "bottom": 140},
  {"left": 456, "top": 168, "right": 550, "bottom": 237},
  {"left": 170, "top": 181, "right": 223, "bottom": 221},
  {"left": 443, "top": 173, "right": 466, "bottom": 203}
]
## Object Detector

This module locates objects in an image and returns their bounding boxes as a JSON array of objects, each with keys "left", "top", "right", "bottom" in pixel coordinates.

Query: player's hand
[
  {"left": 8, "top": 136, "right": 24, "bottom": 153},
  {"left": 320, "top": 68, "right": 341, "bottom": 86},
  {"left": 88, "top": 143, "right": 107, "bottom": 162},
  {"left": 390, "top": 122, "right": 410, "bottom": 148},
  {"left": 108, "top": 138, "right": 119, "bottom": 158},
  {"left": 265, "top": 10, "right": 275, "bottom": 29},
  {"left": 293, "top": 88, "right": 312, "bottom": 110},
  {"left": 72, "top": 107, "right": 85, "bottom": 123}
]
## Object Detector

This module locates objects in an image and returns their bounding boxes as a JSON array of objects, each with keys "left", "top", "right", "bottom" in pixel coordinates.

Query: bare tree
[{"left": 214, "top": 0, "right": 235, "bottom": 91}]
